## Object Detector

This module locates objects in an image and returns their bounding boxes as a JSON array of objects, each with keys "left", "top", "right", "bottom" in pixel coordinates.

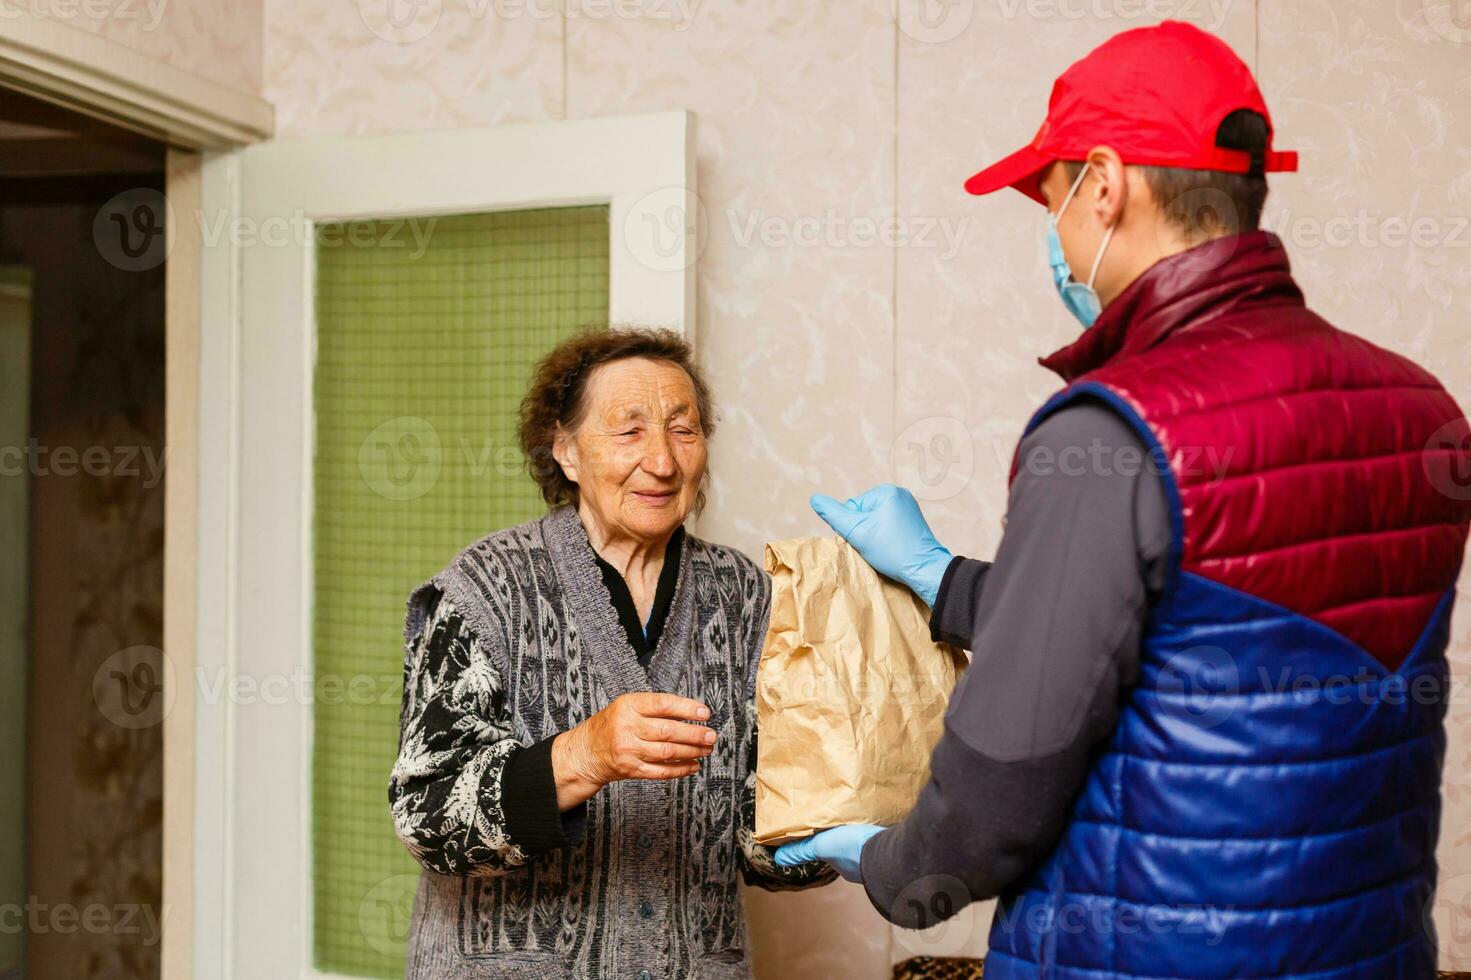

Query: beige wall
[
  {"left": 19, "top": 0, "right": 263, "bottom": 94},
  {"left": 256, "top": 0, "right": 1471, "bottom": 973}
]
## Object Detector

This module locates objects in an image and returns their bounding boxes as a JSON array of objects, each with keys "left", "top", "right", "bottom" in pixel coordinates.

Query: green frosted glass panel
[{"left": 311, "top": 207, "right": 609, "bottom": 977}]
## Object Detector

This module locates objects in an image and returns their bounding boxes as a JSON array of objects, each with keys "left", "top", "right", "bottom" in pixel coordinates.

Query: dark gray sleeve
[{"left": 858, "top": 400, "right": 1172, "bottom": 927}]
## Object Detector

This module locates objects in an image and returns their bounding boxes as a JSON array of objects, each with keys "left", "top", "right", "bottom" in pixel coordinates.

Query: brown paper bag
[{"left": 753, "top": 536, "right": 967, "bottom": 846}]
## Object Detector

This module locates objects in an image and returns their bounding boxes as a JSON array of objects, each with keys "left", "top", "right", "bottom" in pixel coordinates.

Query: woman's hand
[{"left": 551, "top": 693, "right": 716, "bottom": 811}]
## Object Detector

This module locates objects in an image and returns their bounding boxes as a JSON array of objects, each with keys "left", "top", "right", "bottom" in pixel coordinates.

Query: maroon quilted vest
[
  {"left": 1036, "top": 230, "right": 1470, "bottom": 669},
  {"left": 985, "top": 231, "right": 1470, "bottom": 978}
]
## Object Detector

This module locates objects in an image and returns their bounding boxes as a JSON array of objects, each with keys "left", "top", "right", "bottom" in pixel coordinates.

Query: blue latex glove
[
  {"left": 773, "top": 824, "right": 884, "bottom": 883},
  {"left": 810, "top": 484, "right": 953, "bottom": 606}
]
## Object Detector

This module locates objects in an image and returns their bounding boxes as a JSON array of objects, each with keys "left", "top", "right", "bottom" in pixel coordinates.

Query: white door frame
[
  {"left": 189, "top": 109, "right": 697, "bottom": 980},
  {"left": 0, "top": 13, "right": 272, "bottom": 147}
]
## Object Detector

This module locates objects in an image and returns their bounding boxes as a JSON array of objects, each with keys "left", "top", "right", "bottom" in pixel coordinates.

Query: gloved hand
[
  {"left": 810, "top": 484, "right": 953, "bottom": 606},
  {"left": 773, "top": 824, "right": 884, "bottom": 883}
]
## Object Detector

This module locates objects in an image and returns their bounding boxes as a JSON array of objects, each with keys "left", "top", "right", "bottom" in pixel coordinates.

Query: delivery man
[{"left": 775, "top": 20, "right": 1471, "bottom": 977}]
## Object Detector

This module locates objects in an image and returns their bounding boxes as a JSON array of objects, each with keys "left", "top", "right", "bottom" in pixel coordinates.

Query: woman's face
[{"left": 553, "top": 357, "right": 708, "bottom": 544}]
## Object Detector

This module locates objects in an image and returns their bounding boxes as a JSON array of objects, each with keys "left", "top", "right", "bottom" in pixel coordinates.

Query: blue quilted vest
[{"left": 984, "top": 235, "right": 1470, "bottom": 978}]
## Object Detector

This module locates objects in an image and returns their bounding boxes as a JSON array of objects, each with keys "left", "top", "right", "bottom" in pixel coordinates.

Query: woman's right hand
[{"left": 550, "top": 693, "right": 716, "bottom": 811}]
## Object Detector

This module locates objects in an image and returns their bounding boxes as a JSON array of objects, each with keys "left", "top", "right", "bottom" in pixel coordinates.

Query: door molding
[
  {"left": 0, "top": 14, "right": 272, "bottom": 148},
  {"left": 190, "top": 109, "right": 696, "bottom": 980}
]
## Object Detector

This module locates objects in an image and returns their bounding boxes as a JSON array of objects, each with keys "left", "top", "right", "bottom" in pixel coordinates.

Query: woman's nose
[{"left": 642, "top": 431, "right": 676, "bottom": 477}]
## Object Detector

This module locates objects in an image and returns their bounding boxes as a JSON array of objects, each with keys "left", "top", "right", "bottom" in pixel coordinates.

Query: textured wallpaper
[
  {"left": 256, "top": 0, "right": 1471, "bottom": 972},
  {"left": 19, "top": 0, "right": 263, "bottom": 94}
]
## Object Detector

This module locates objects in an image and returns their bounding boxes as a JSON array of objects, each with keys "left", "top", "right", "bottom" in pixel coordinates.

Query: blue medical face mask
[{"left": 1047, "top": 163, "right": 1116, "bottom": 328}]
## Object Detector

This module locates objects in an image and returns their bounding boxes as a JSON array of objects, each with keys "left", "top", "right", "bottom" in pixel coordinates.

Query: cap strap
[
  {"left": 1265, "top": 150, "right": 1299, "bottom": 172},
  {"left": 1206, "top": 146, "right": 1300, "bottom": 174}
]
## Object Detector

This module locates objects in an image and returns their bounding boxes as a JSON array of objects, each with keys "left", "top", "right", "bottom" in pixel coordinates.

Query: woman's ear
[{"left": 552, "top": 427, "right": 579, "bottom": 485}]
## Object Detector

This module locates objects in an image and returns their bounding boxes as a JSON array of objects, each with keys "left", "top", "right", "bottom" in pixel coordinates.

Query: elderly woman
[{"left": 390, "top": 327, "right": 833, "bottom": 979}]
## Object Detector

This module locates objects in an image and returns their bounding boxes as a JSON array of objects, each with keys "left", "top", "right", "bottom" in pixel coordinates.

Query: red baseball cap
[{"left": 965, "top": 20, "right": 1297, "bottom": 204}]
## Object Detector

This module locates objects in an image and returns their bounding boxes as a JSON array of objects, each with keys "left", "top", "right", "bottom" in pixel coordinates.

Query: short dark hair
[
  {"left": 517, "top": 326, "right": 715, "bottom": 510},
  {"left": 1064, "top": 109, "right": 1270, "bottom": 238}
]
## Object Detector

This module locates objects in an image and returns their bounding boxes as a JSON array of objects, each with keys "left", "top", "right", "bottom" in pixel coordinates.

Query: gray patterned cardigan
[{"left": 390, "top": 505, "right": 833, "bottom": 979}]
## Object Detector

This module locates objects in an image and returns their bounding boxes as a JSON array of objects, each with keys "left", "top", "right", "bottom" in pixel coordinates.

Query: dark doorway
[{"left": 0, "top": 87, "right": 166, "bottom": 980}]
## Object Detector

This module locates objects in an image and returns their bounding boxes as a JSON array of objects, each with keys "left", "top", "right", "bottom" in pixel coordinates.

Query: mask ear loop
[
  {"left": 1085, "top": 223, "right": 1115, "bottom": 290},
  {"left": 1057, "top": 162, "right": 1090, "bottom": 218},
  {"left": 1058, "top": 160, "right": 1117, "bottom": 292}
]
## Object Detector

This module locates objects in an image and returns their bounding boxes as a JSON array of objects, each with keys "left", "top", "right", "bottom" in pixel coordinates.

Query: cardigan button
[
  {"left": 637, "top": 831, "right": 655, "bottom": 849},
  {"left": 639, "top": 901, "right": 654, "bottom": 919},
  {"left": 637, "top": 971, "right": 653, "bottom": 980}
]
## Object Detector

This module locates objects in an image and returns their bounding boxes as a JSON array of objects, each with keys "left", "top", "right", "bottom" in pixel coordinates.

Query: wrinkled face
[{"left": 553, "top": 357, "right": 707, "bottom": 544}]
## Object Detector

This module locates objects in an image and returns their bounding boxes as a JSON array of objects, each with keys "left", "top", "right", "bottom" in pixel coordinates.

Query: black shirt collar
[{"left": 592, "top": 526, "right": 686, "bottom": 669}]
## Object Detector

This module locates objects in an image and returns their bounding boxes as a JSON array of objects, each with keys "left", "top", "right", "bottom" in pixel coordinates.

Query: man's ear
[
  {"left": 552, "top": 427, "right": 579, "bottom": 486},
  {"left": 1083, "top": 145, "right": 1128, "bottom": 228}
]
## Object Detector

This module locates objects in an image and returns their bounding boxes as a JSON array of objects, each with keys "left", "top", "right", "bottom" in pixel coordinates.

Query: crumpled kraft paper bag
[{"left": 754, "top": 536, "right": 967, "bottom": 846}]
